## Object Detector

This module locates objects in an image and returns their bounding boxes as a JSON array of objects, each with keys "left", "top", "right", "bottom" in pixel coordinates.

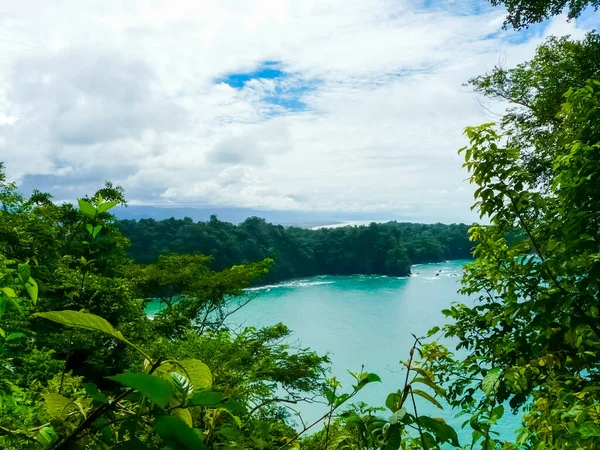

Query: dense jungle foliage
[
  {"left": 1, "top": 2, "right": 600, "bottom": 448},
  {"left": 118, "top": 218, "right": 473, "bottom": 282}
]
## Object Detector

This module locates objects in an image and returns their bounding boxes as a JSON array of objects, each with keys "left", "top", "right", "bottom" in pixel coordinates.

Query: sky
[{"left": 0, "top": 1, "right": 598, "bottom": 223}]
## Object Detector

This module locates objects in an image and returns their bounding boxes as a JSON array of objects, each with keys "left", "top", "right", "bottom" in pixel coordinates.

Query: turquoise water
[{"left": 228, "top": 260, "right": 521, "bottom": 443}]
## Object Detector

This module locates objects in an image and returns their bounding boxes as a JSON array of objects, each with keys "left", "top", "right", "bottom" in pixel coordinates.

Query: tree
[
  {"left": 423, "top": 78, "right": 600, "bottom": 448},
  {"left": 489, "top": 0, "right": 600, "bottom": 29},
  {"left": 468, "top": 32, "right": 600, "bottom": 188}
]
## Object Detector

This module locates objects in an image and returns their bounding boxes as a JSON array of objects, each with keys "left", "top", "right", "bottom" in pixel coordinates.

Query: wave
[{"left": 246, "top": 280, "right": 335, "bottom": 291}]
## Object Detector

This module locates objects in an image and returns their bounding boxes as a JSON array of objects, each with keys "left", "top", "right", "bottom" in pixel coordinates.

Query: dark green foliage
[
  {"left": 467, "top": 32, "right": 600, "bottom": 188},
  {"left": 0, "top": 172, "right": 330, "bottom": 449},
  {"left": 489, "top": 0, "right": 599, "bottom": 29},
  {"left": 119, "top": 217, "right": 473, "bottom": 281}
]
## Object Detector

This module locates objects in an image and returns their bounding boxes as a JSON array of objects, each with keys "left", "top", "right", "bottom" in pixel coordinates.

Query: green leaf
[
  {"left": 490, "top": 405, "right": 504, "bottom": 422},
  {"left": 25, "top": 277, "right": 38, "bottom": 304},
  {"left": 34, "top": 310, "right": 133, "bottom": 347},
  {"left": 37, "top": 426, "right": 58, "bottom": 447},
  {"left": 172, "top": 408, "right": 193, "bottom": 427},
  {"left": 412, "top": 389, "right": 443, "bottom": 409},
  {"left": 84, "top": 383, "right": 108, "bottom": 404},
  {"left": 218, "top": 426, "right": 240, "bottom": 440},
  {"left": 579, "top": 423, "right": 600, "bottom": 437},
  {"left": 86, "top": 224, "right": 94, "bottom": 235},
  {"left": 5, "top": 332, "right": 25, "bottom": 341},
  {"left": 43, "top": 393, "right": 76, "bottom": 419},
  {"left": 0, "top": 298, "right": 4, "bottom": 320},
  {"left": 98, "top": 200, "right": 119, "bottom": 214},
  {"left": 106, "top": 372, "right": 172, "bottom": 408},
  {"left": 178, "top": 359, "right": 212, "bottom": 390},
  {"left": 172, "top": 372, "right": 194, "bottom": 399},
  {"left": 418, "top": 416, "right": 459, "bottom": 446},
  {"left": 154, "top": 415, "right": 205, "bottom": 450},
  {"left": 187, "top": 390, "right": 224, "bottom": 406},
  {"left": 92, "top": 225, "right": 103, "bottom": 238},
  {"left": 0, "top": 287, "right": 16, "bottom": 298},
  {"left": 78, "top": 199, "right": 97, "bottom": 218},
  {"left": 0, "top": 327, "right": 5, "bottom": 338},
  {"left": 17, "top": 263, "right": 31, "bottom": 284},
  {"left": 411, "top": 376, "right": 445, "bottom": 396},
  {"left": 427, "top": 326, "right": 440, "bottom": 337},
  {"left": 390, "top": 407, "right": 406, "bottom": 425},
  {"left": 482, "top": 369, "right": 501, "bottom": 398},
  {"left": 385, "top": 391, "right": 401, "bottom": 412}
]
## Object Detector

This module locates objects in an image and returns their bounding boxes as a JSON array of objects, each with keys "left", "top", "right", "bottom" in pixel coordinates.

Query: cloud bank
[{"left": 0, "top": 0, "right": 597, "bottom": 222}]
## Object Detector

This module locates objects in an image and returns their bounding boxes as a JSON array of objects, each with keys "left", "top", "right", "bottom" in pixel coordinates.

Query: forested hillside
[{"left": 118, "top": 218, "right": 473, "bottom": 281}]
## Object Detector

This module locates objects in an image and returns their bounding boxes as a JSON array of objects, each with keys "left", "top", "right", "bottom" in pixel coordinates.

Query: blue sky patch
[
  {"left": 218, "top": 60, "right": 285, "bottom": 88},
  {"left": 218, "top": 61, "right": 316, "bottom": 112}
]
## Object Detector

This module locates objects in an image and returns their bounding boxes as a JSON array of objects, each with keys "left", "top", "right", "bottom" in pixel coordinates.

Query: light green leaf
[
  {"left": 482, "top": 369, "right": 502, "bottom": 398},
  {"left": 25, "top": 277, "right": 38, "bottom": 304},
  {"left": 34, "top": 310, "right": 129, "bottom": 345},
  {"left": 178, "top": 359, "right": 212, "bottom": 390},
  {"left": 86, "top": 224, "right": 94, "bottom": 235},
  {"left": 37, "top": 426, "right": 57, "bottom": 447},
  {"left": 78, "top": 199, "right": 97, "bottom": 218},
  {"left": 92, "top": 225, "right": 103, "bottom": 238},
  {"left": 43, "top": 393, "right": 76, "bottom": 419},
  {"left": 390, "top": 407, "right": 406, "bottom": 425},
  {"left": 412, "top": 389, "right": 443, "bottom": 409},
  {"left": 154, "top": 415, "right": 205, "bottom": 450},
  {"left": 98, "top": 200, "right": 119, "bottom": 214},
  {"left": 0, "top": 287, "right": 16, "bottom": 298},
  {"left": 0, "top": 327, "right": 5, "bottom": 338},
  {"left": 5, "top": 332, "right": 25, "bottom": 341},
  {"left": 172, "top": 408, "right": 193, "bottom": 427},
  {"left": 106, "top": 372, "right": 172, "bottom": 408}
]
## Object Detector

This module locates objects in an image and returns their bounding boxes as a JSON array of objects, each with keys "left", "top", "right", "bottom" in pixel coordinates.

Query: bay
[{"left": 229, "top": 260, "right": 521, "bottom": 443}]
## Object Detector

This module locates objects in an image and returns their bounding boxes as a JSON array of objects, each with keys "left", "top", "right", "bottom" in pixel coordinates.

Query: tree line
[{"left": 118, "top": 218, "right": 473, "bottom": 282}]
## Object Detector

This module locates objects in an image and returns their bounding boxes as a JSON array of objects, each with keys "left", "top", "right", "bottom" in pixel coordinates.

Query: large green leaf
[
  {"left": 34, "top": 310, "right": 131, "bottom": 346},
  {"left": 106, "top": 372, "right": 172, "bottom": 408},
  {"left": 178, "top": 359, "right": 212, "bottom": 390},
  {"left": 418, "top": 416, "right": 459, "bottom": 447},
  {"left": 154, "top": 415, "right": 205, "bottom": 450},
  {"left": 98, "top": 200, "right": 120, "bottom": 214},
  {"left": 78, "top": 199, "right": 97, "bottom": 218},
  {"left": 43, "top": 393, "right": 76, "bottom": 419},
  {"left": 187, "top": 390, "right": 224, "bottom": 406}
]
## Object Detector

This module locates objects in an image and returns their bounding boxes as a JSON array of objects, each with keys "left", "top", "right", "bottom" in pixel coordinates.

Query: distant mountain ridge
[{"left": 114, "top": 205, "right": 402, "bottom": 228}]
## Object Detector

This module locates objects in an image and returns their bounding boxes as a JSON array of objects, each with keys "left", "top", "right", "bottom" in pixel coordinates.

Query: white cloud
[{"left": 0, "top": 0, "right": 596, "bottom": 222}]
